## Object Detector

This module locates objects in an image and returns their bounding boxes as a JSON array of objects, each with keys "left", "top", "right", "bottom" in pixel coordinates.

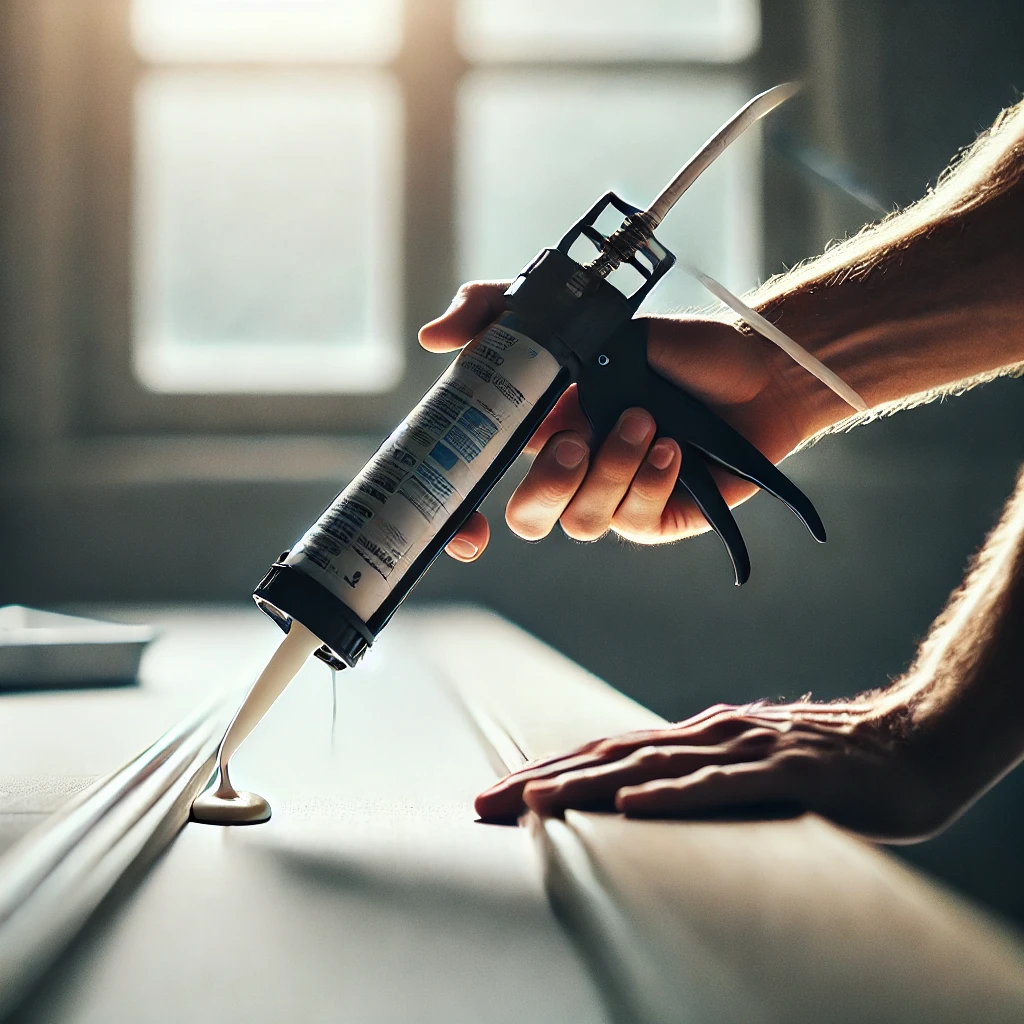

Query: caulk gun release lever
[{"left": 252, "top": 83, "right": 830, "bottom": 675}]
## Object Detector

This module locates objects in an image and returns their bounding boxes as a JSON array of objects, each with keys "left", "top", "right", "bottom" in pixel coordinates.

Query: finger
[
  {"left": 523, "top": 386, "right": 592, "bottom": 456},
  {"left": 611, "top": 438, "right": 682, "bottom": 540},
  {"left": 759, "top": 701, "right": 869, "bottom": 718},
  {"left": 486, "top": 700, "right": 842, "bottom": 820},
  {"left": 418, "top": 281, "right": 509, "bottom": 353},
  {"left": 673, "top": 703, "right": 746, "bottom": 729},
  {"left": 474, "top": 721, "right": 775, "bottom": 822},
  {"left": 475, "top": 729, "right": 671, "bottom": 823},
  {"left": 671, "top": 713, "right": 809, "bottom": 749},
  {"left": 616, "top": 757, "right": 801, "bottom": 817},
  {"left": 475, "top": 743, "right": 634, "bottom": 822},
  {"left": 560, "top": 409, "right": 656, "bottom": 542},
  {"left": 444, "top": 511, "right": 490, "bottom": 562},
  {"left": 524, "top": 713, "right": 767, "bottom": 781},
  {"left": 669, "top": 701, "right": 811, "bottom": 736},
  {"left": 523, "top": 739, "right": 774, "bottom": 816},
  {"left": 502, "top": 725, "right": 693, "bottom": 781},
  {"left": 505, "top": 430, "right": 590, "bottom": 541}
]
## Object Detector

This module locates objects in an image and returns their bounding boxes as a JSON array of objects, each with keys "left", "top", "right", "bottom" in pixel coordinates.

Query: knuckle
[
  {"left": 677, "top": 704, "right": 732, "bottom": 728},
  {"left": 736, "top": 728, "right": 779, "bottom": 747},
  {"left": 662, "top": 502, "right": 702, "bottom": 539},
  {"left": 707, "top": 703, "right": 737, "bottom": 717},
  {"left": 592, "top": 455, "right": 643, "bottom": 491},
  {"left": 690, "top": 763, "right": 724, "bottom": 785},
  {"left": 635, "top": 745, "right": 673, "bottom": 767},
  {"left": 506, "top": 518, "right": 549, "bottom": 542},
  {"left": 629, "top": 473, "right": 670, "bottom": 504},
  {"left": 611, "top": 526, "right": 658, "bottom": 546},
  {"left": 778, "top": 749, "right": 819, "bottom": 779}
]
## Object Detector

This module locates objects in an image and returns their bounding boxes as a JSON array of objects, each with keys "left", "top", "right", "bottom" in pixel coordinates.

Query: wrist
[
  {"left": 750, "top": 283, "right": 882, "bottom": 440},
  {"left": 735, "top": 291, "right": 858, "bottom": 446},
  {"left": 890, "top": 660, "right": 1024, "bottom": 817}
]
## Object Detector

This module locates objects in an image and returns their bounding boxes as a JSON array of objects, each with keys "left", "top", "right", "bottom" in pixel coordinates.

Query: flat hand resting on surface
[
  {"left": 477, "top": 449, "right": 1024, "bottom": 838},
  {"left": 461, "top": 99, "right": 1024, "bottom": 842},
  {"left": 473, "top": 694, "right": 986, "bottom": 843},
  {"left": 475, "top": 390, "right": 1024, "bottom": 843},
  {"left": 474, "top": 699, "right": 936, "bottom": 840}
]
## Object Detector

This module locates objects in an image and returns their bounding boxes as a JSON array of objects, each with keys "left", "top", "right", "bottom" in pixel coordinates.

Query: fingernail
[
  {"left": 447, "top": 537, "right": 478, "bottom": 559},
  {"left": 618, "top": 412, "right": 652, "bottom": 446},
  {"left": 555, "top": 438, "right": 587, "bottom": 469},
  {"left": 648, "top": 440, "right": 675, "bottom": 470}
]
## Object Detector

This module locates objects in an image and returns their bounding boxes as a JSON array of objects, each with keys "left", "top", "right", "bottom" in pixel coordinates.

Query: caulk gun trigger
[{"left": 574, "top": 319, "right": 825, "bottom": 585}]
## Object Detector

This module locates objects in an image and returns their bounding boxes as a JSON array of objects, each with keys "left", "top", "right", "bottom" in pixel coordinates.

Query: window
[
  {"left": 131, "top": 1, "right": 404, "bottom": 398},
  {"left": 75, "top": 0, "right": 764, "bottom": 431},
  {"left": 455, "top": 0, "right": 762, "bottom": 315},
  {"left": 133, "top": 71, "right": 403, "bottom": 394},
  {"left": 131, "top": 0, "right": 404, "bottom": 63}
]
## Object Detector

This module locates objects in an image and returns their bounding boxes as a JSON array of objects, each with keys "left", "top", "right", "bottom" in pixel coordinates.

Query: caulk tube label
[{"left": 285, "top": 316, "right": 562, "bottom": 622}]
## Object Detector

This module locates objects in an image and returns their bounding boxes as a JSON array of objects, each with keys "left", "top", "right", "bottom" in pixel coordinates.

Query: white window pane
[
  {"left": 457, "top": 0, "right": 759, "bottom": 63},
  {"left": 133, "top": 72, "right": 403, "bottom": 394},
  {"left": 457, "top": 72, "right": 761, "bottom": 317},
  {"left": 132, "top": 0, "right": 404, "bottom": 64}
]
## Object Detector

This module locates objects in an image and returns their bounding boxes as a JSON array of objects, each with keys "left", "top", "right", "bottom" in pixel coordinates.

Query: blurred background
[{"left": 2, "top": 0, "right": 1024, "bottom": 923}]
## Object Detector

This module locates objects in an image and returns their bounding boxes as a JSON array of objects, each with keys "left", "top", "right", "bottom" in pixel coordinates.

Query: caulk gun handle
[{"left": 575, "top": 319, "right": 825, "bottom": 586}]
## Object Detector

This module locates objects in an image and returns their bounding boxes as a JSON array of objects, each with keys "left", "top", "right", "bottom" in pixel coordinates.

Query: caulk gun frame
[
  {"left": 250, "top": 83, "right": 815, "bottom": 672},
  {"left": 557, "top": 190, "right": 675, "bottom": 307},
  {"left": 585, "top": 82, "right": 799, "bottom": 279}
]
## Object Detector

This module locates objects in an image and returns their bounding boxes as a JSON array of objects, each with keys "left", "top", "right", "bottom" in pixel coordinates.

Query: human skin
[
  {"left": 420, "top": 100, "right": 1024, "bottom": 837},
  {"left": 474, "top": 467, "right": 1024, "bottom": 839}
]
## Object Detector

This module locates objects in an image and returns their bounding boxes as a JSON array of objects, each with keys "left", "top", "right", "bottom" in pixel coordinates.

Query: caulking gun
[{"left": 253, "top": 84, "right": 825, "bottom": 672}]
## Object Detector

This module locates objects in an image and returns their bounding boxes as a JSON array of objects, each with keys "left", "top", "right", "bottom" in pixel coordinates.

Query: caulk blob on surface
[{"left": 191, "top": 620, "right": 321, "bottom": 826}]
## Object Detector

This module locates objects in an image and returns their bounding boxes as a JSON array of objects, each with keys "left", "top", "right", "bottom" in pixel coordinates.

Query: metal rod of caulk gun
[
  {"left": 589, "top": 83, "right": 800, "bottom": 278},
  {"left": 585, "top": 81, "right": 866, "bottom": 413},
  {"left": 644, "top": 82, "right": 800, "bottom": 228}
]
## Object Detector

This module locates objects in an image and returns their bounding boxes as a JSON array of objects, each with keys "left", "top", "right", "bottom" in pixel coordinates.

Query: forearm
[
  {"left": 751, "top": 99, "right": 1024, "bottom": 439},
  {"left": 885, "top": 467, "right": 1024, "bottom": 814}
]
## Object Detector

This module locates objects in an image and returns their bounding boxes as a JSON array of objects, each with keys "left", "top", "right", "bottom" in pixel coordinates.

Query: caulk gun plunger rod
[{"left": 644, "top": 82, "right": 800, "bottom": 228}]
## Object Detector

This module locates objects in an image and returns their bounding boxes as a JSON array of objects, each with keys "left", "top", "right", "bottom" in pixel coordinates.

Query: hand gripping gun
[{"left": 253, "top": 84, "right": 826, "bottom": 671}]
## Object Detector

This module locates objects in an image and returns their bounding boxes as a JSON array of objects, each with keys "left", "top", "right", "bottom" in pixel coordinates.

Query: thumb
[{"left": 418, "top": 281, "right": 509, "bottom": 353}]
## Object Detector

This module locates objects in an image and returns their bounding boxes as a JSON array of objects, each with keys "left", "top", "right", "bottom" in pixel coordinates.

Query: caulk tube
[
  {"left": 253, "top": 246, "right": 641, "bottom": 669},
  {"left": 254, "top": 310, "right": 569, "bottom": 669}
]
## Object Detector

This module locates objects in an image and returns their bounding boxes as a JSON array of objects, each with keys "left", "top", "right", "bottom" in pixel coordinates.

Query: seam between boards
[{"left": 436, "top": 672, "right": 651, "bottom": 1024}]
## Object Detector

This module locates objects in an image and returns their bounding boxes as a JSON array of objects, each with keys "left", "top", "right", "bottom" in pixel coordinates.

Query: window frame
[{"left": 4, "top": 0, "right": 828, "bottom": 444}]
